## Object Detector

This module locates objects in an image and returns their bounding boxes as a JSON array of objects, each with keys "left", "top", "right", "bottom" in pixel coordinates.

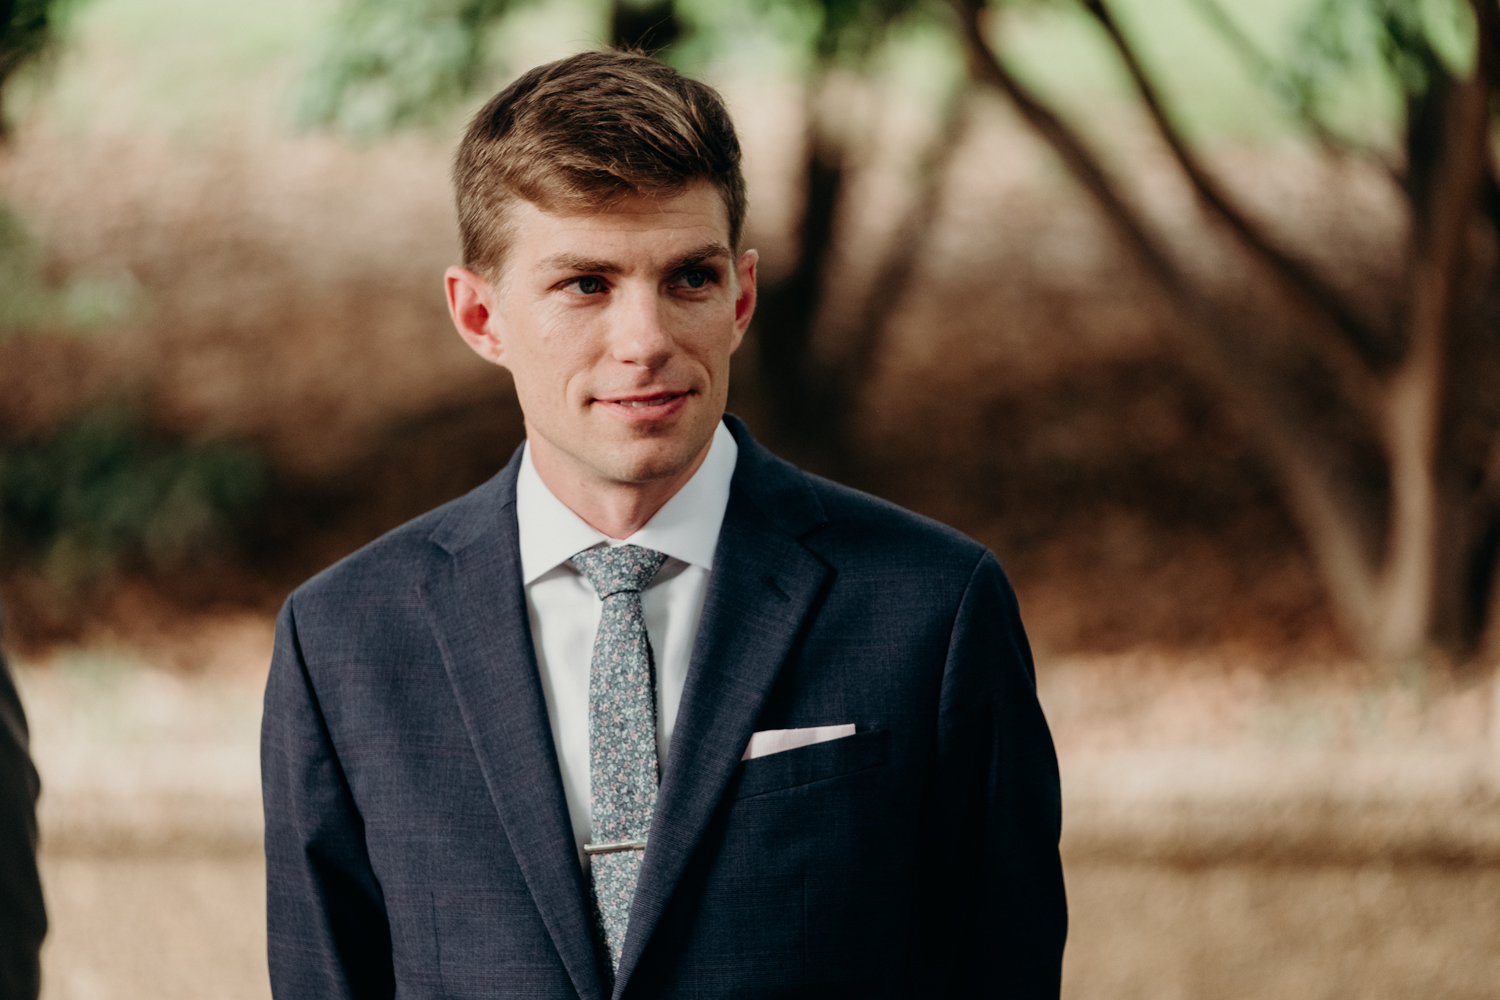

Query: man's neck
[{"left": 527, "top": 435, "right": 714, "bottom": 540}]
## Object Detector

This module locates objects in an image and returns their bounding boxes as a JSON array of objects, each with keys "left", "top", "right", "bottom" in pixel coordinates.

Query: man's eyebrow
[
  {"left": 665, "top": 243, "right": 732, "bottom": 272},
  {"left": 539, "top": 242, "right": 732, "bottom": 276},
  {"left": 540, "top": 253, "right": 622, "bottom": 273}
]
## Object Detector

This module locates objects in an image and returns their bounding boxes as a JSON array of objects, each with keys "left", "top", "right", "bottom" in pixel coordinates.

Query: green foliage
[
  {"left": 1, "top": 0, "right": 61, "bottom": 84},
  {"left": 1188, "top": 0, "right": 1479, "bottom": 149},
  {"left": 297, "top": 0, "right": 539, "bottom": 133},
  {"left": 0, "top": 206, "right": 146, "bottom": 339},
  {"left": 0, "top": 0, "right": 84, "bottom": 125},
  {"left": 0, "top": 206, "right": 45, "bottom": 330},
  {"left": 0, "top": 408, "right": 268, "bottom": 590},
  {"left": 752, "top": 0, "right": 934, "bottom": 64},
  {"left": 1291, "top": 0, "right": 1476, "bottom": 96},
  {"left": 297, "top": 0, "right": 954, "bottom": 134}
]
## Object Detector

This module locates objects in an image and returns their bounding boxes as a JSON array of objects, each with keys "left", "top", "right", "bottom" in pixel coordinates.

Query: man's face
[{"left": 449, "top": 182, "right": 757, "bottom": 493}]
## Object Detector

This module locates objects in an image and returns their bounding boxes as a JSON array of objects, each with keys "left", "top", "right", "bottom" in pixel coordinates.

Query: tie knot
[{"left": 570, "top": 544, "right": 667, "bottom": 598}]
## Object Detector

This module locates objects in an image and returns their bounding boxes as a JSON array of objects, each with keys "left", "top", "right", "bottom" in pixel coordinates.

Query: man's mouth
[{"left": 599, "top": 392, "right": 689, "bottom": 408}]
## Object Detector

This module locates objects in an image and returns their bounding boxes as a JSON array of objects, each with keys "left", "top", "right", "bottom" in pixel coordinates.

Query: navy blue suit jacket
[
  {"left": 0, "top": 609, "right": 45, "bottom": 1000},
  {"left": 261, "top": 416, "right": 1066, "bottom": 999}
]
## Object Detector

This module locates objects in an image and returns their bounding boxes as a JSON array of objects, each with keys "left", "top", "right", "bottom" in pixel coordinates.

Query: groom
[{"left": 262, "top": 50, "right": 1066, "bottom": 999}]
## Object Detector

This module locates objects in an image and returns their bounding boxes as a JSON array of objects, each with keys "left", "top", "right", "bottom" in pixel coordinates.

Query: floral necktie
[{"left": 569, "top": 543, "right": 668, "bottom": 975}]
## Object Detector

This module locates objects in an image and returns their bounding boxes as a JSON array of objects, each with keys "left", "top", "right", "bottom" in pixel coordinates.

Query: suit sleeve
[
  {"left": 915, "top": 551, "right": 1067, "bottom": 996},
  {"left": 0, "top": 621, "right": 45, "bottom": 1000},
  {"left": 262, "top": 595, "right": 396, "bottom": 1000}
]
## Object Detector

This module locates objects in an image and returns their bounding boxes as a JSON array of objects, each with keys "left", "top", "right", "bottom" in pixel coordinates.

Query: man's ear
[
  {"left": 730, "top": 248, "right": 758, "bottom": 354},
  {"left": 446, "top": 266, "right": 506, "bottom": 366}
]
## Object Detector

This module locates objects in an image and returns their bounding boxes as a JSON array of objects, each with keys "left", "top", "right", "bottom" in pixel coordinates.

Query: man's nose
[{"left": 608, "top": 285, "right": 674, "bottom": 369}]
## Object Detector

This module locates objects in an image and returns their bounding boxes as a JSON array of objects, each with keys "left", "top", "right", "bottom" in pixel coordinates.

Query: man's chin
[
  {"left": 593, "top": 427, "right": 716, "bottom": 486},
  {"left": 602, "top": 447, "right": 703, "bottom": 486}
]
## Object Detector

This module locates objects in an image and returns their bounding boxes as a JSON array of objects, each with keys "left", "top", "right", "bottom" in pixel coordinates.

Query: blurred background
[{"left": 2, "top": 0, "right": 1500, "bottom": 996}]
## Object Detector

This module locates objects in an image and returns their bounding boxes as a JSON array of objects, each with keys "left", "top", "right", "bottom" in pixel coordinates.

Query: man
[
  {"left": 262, "top": 50, "right": 1065, "bottom": 1000},
  {"left": 1, "top": 605, "right": 46, "bottom": 1000}
]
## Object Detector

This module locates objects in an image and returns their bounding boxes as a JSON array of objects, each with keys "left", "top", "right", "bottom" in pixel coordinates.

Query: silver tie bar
[{"left": 584, "top": 839, "right": 648, "bottom": 855}]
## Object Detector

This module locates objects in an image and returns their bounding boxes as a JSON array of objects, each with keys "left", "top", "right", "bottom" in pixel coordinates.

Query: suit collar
[
  {"left": 613, "top": 416, "right": 830, "bottom": 997},
  {"left": 718, "top": 414, "right": 828, "bottom": 540},
  {"left": 420, "top": 447, "right": 608, "bottom": 1000}
]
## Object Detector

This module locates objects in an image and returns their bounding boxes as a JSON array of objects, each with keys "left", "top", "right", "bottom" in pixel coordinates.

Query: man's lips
[{"left": 594, "top": 391, "right": 691, "bottom": 409}]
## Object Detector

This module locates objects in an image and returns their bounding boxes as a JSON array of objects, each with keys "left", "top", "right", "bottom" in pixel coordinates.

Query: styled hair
[{"left": 453, "top": 50, "right": 747, "bottom": 279}]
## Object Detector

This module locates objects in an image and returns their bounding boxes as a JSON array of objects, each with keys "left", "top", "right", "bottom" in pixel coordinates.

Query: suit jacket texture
[
  {"left": 261, "top": 416, "right": 1066, "bottom": 1000},
  {"left": 0, "top": 610, "right": 45, "bottom": 1000}
]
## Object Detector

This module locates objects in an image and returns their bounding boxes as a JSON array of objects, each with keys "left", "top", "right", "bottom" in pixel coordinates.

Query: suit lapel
[
  {"left": 613, "top": 424, "right": 830, "bottom": 997},
  {"left": 418, "top": 459, "right": 606, "bottom": 1000}
]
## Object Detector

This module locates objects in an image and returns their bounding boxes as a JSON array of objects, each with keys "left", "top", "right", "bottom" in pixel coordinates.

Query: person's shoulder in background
[{"left": 0, "top": 606, "right": 47, "bottom": 1000}]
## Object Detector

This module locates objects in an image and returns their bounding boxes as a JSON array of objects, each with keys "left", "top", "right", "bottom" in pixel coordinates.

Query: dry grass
[
  {"left": 40, "top": 854, "right": 269, "bottom": 1000},
  {"left": 37, "top": 853, "right": 1500, "bottom": 1000},
  {"left": 13, "top": 634, "right": 1500, "bottom": 999},
  {"left": 1063, "top": 861, "right": 1500, "bottom": 1000}
]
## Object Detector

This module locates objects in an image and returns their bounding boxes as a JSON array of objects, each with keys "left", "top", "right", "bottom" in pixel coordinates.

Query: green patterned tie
[{"left": 570, "top": 544, "right": 668, "bottom": 975}]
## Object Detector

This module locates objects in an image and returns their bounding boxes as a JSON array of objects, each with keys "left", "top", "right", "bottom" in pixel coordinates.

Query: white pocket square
[{"left": 741, "top": 724, "right": 856, "bottom": 761}]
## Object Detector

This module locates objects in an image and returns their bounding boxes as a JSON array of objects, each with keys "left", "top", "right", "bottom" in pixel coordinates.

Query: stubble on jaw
[
  {"left": 570, "top": 407, "right": 719, "bottom": 485},
  {"left": 521, "top": 411, "right": 720, "bottom": 538}
]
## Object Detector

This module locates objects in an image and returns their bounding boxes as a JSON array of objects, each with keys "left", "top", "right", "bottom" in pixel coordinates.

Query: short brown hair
[{"left": 454, "top": 51, "right": 747, "bottom": 279}]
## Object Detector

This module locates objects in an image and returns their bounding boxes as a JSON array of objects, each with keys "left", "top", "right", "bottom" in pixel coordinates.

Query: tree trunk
[
  {"left": 751, "top": 78, "right": 847, "bottom": 456},
  {"left": 609, "top": 0, "right": 680, "bottom": 52},
  {"left": 951, "top": 0, "right": 1498, "bottom": 661}
]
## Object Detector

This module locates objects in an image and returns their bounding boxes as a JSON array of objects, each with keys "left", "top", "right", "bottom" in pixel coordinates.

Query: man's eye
[
  {"left": 678, "top": 268, "right": 712, "bottom": 289},
  {"left": 568, "top": 276, "right": 606, "bottom": 295}
]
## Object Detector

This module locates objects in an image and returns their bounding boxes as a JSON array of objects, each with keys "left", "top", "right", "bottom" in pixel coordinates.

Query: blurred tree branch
[
  {"left": 1083, "top": 0, "right": 1392, "bottom": 386},
  {"left": 611, "top": 0, "right": 680, "bottom": 50},
  {"left": 741, "top": 0, "right": 969, "bottom": 465},
  {"left": 1185, "top": 0, "right": 1401, "bottom": 177},
  {"left": 298, "top": 0, "right": 540, "bottom": 134},
  {"left": 953, "top": 0, "right": 1500, "bottom": 662},
  {"left": 0, "top": 0, "right": 76, "bottom": 139},
  {"left": 842, "top": 85, "right": 971, "bottom": 396},
  {"left": 291, "top": 0, "right": 1500, "bottom": 660}
]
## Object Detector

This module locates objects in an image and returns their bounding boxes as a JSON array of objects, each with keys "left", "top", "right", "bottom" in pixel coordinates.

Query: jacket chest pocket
[{"left": 733, "top": 729, "right": 886, "bottom": 799}]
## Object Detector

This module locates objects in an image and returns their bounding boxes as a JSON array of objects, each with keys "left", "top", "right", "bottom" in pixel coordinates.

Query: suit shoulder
[
  {"left": 810, "top": 470, "right": 984, "bottom": 554},
  {"left": 732, "top": 431, "right": 989, "bottom": 570},
  {"left": 728, "top": 417, "right": 991, "bottom": 570},
  {"left": 797, "top": 469, "right": 991, "bottom": 575},
  {"left": 762, "top": 463, "right": 1020, "bottom": 643}
]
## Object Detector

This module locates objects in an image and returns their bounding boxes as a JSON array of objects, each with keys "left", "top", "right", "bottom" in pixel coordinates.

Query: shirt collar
[{"left": 516, "top": 420, "right": 738, "bottom": 586}]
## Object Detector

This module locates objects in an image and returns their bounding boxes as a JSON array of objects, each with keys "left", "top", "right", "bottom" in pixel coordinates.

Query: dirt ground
[
  {"left": 1063, "top": 861, "right": 1500, "bottom": 1000},
  {"left": 39, "top": 853, "right": 268, "bottom": 1000},
  {"left": 34, "top": 850, "right": 1500, "bottom": 1000},
  {"left": 16, "top": 626, "right": 1500, "bottom": 1000}
]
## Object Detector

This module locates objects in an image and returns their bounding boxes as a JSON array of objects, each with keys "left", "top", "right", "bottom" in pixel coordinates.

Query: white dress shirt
[{"left": 515, "top": 420, "right": 738, "bottom": 859}]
